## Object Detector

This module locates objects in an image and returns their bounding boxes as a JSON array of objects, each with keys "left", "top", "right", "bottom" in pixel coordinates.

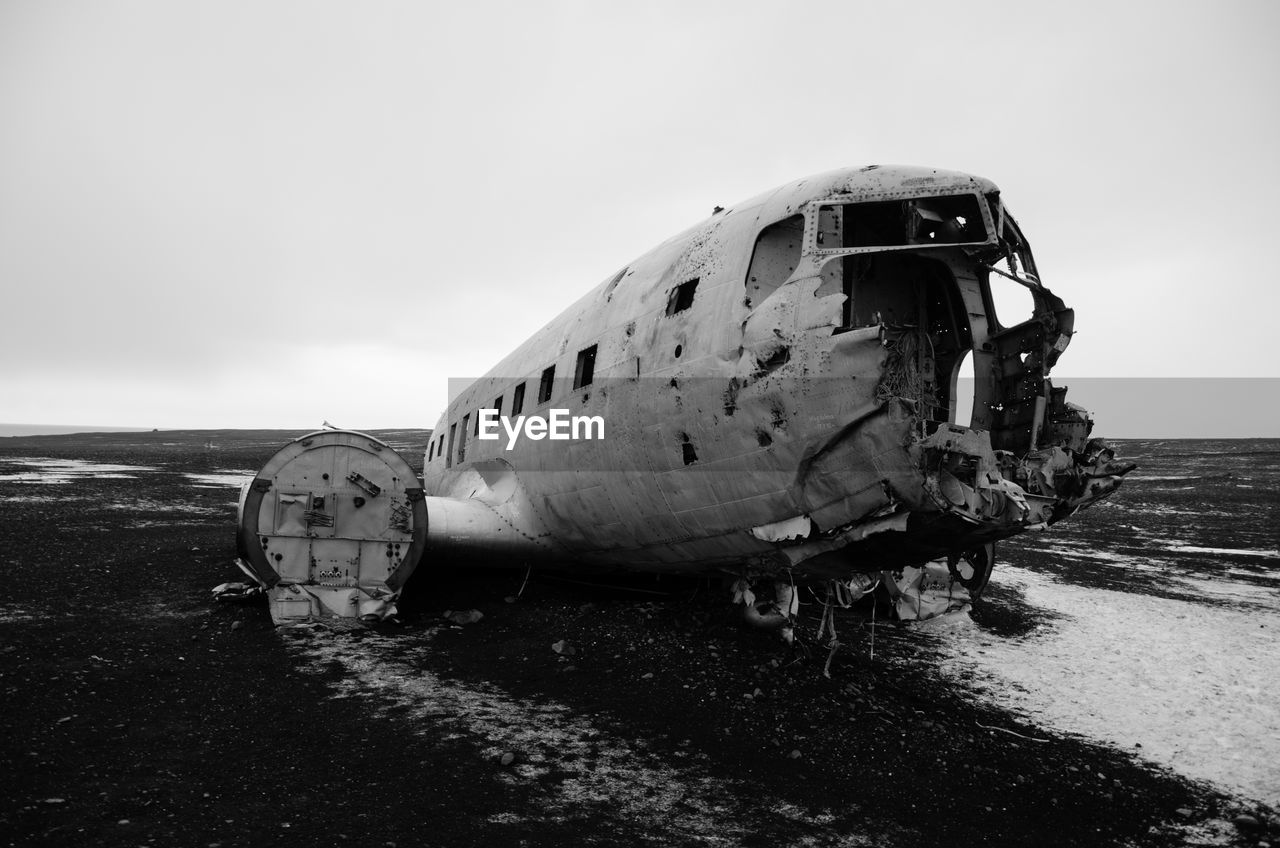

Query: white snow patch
[
  {"left": 1227, "top": 568, "right": 1280, "bottom": 582},
  {"left": 1165, "top": 574, "right": 1280, "bottom": 606},
  {"left": 1166, "top": 545, "right": 1280, "bottom": 559},
  {"left": 937, "top": 567, "right": 1280, "bottom": 805},
  {"left": 1036, "top": 546, "right": 1153, "bottom": 565},
  {"left": 0, "top": 494, "right": 91, "bottom": 504},
  {"left": 185, "top": 470, "right": 254, "bottom": 488},
  {"left": 0, "top": 457, "right": 157, "bottom": 483},
  {"left": 287, "top": 633, "right": 872, "bottom": 845},
  {"left": 1106, "top": 503, "right": 1212, "bottom": 518},
  {"left": 104, "top": 497, "right": 220, "bottom": 515},
  {"left": 0, "top": 606, "right": 39, "bottom": 624}
]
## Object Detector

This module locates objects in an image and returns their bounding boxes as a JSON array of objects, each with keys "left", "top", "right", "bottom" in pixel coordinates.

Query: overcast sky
[{"left": 2, "top": 1, "right": 1277, "bottom": 434}]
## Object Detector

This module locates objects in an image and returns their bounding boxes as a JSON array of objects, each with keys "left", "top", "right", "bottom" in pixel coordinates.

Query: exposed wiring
[{"left": 876, "top": 327, "right": 939, "bottom": 422}]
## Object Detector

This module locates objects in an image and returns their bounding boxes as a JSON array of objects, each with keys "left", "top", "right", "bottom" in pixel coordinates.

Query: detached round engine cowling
[{"left": 236, "top": 430, "right": 427, "bottom": 625}]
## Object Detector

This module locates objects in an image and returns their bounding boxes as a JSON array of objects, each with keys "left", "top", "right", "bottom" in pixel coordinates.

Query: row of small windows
[
  {"left": 426, "top": 343, "right": 600, "bottom": 465},
  {"left": 427, "top": 275, "right": 699, "bottom": 466}
]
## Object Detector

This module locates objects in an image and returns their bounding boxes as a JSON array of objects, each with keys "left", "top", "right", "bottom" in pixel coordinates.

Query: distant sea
[{"left": 0, "top": 424, "right": 152, "bottom": 438}]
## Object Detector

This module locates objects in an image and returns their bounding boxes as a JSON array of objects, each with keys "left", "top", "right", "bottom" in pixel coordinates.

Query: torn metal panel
[
  {"left": 268, "top": 583, "right": 399, "bottom": 623},
  {"left": 211, "top": 580, "right": 262, "bottom": 604},
  {"left": 750, "top": 514, "right": 812, "bottom": 543},
  {"left": 883, "top": 560, "right": 972, "bottom": 621}
]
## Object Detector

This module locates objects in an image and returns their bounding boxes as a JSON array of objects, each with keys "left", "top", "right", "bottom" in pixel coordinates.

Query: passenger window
[
  {"left": 573, "top": 345, "right": 597, "bottom": 390},
  {"left": 512, "top": 382, "right": 526, "bottom": 415},
  {"left": 538, "top": 366, "right": 555, "bottom": 404}
]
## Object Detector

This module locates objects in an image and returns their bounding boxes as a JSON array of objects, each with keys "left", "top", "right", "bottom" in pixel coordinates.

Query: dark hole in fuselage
[
  {"left": 756, "top": 345, "right": 789, "bottom": 375},
  {"left": 723, "top": 378, "right": 740, "bottom": 416},
  {"left": 666, "top": 278, "right": 699, "bottom": 315},
  {"left": 682, "top": 441, "right": 698, "bottom": 465}
]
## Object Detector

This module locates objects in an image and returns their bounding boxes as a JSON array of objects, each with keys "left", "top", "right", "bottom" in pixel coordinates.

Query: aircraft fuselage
[{"left": 418, "top": 165, "right": 1130, "bottom": 586}]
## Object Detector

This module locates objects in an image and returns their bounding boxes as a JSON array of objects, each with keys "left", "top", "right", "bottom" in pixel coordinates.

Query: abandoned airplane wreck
[{"left": 232, "top": 165, "right": 1134, "bottom": 626}]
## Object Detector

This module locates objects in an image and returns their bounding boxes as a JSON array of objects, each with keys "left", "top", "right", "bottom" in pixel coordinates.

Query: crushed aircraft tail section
[{"left": 233, "top": 430, "right": 427, "bottom": 625}]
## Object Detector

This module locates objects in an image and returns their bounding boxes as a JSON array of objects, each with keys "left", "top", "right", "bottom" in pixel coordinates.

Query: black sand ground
[{"left": 0, "top": 430, "right": 1273, "bottom": 847}]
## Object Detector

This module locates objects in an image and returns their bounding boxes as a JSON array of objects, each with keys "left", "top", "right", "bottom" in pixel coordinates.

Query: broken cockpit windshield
[{"left": 815, "top": 194, "right": 990, "bottom": 253}]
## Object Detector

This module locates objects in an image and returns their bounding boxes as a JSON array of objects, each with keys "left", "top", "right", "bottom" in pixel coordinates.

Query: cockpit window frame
[{"left": 804, "top": 189, "right": 999, "bottom": 258}]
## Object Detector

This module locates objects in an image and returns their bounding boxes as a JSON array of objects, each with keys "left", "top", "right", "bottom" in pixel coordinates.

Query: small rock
[
  {"left": 1231, "top": 814, "right": 1261, "bottom": 832},
  {"left": 499, "top": 752, "right": 516, "bottom": 767},
  {"left": 551, "top": 640, "right": 576, "bottom": 656},
  {"left": 503, "top": 596, "right": 517, "bottom": 604},
  {"left": 641, "top": 672, "right": 654, "bottom": 679},
  {"left": 42, "top": 798, "right": 66, "bottom": 804},
  {"left": 1175, "top": 807, "right": 1194, "bottom": 819},
  {"left": 230, "top": 621, "right": 244, "bottom": 631},
  {"left": 444, "top": 609, "right": 483, "bottom": 625},
  {"left": 789, "top": 749, "right": 801, "bottom": 759},
  {"left": 753, "top": 687, "right": 763, "bottom": 698},
  {"left": 118, "top": 819, "right": 130, "bottom": 825}
]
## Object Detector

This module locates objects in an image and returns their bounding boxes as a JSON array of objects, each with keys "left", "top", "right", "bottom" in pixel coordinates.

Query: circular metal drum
[{"left": 236, "top": 430, "right": 426, "bottom": 624}]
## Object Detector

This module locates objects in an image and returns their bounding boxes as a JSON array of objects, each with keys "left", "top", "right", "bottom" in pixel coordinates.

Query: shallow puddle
[{"left": 0, "top": 457, "right": 157, "bottom": 484}]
